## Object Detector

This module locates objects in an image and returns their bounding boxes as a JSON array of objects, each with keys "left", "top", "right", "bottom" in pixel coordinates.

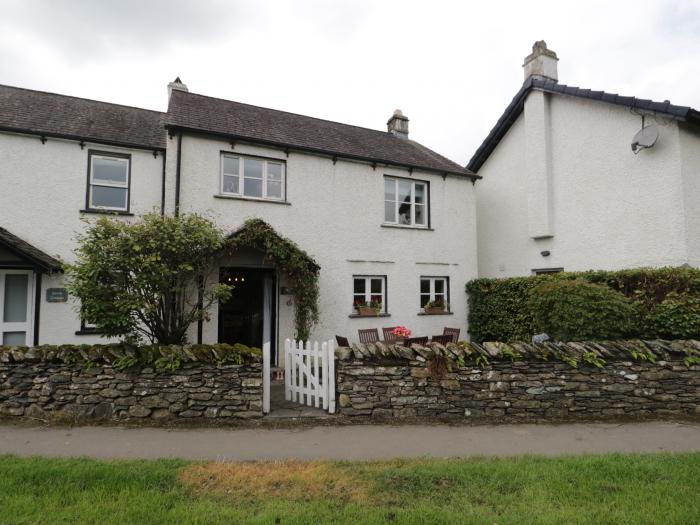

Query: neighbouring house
[
  {"left": 470, "top": 41, "right": 700, "bottom": 278},
  {"left": 0, "top": 80, "right": 478, "bottom": 362}
]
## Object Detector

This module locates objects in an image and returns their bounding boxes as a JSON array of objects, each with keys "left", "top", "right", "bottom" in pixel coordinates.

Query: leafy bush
[
  {"left": 466, "top": 266, "right": 700, "bottom": 342},
  {"left": 528, "top": 280, "right": 638, "bottom": 341},
  {"left": 647, "top": 292, "right": 700, "bottom": 339}
]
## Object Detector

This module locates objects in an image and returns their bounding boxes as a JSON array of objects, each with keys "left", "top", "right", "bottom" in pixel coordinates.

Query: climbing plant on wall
[{"left": 227, "top": 219, "right": 320, "bottom": 341}]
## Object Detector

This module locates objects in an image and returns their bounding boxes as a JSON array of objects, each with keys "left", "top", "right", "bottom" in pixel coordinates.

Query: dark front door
[{"left": 218, "top": 267, "right": 276, "bottom": 360}]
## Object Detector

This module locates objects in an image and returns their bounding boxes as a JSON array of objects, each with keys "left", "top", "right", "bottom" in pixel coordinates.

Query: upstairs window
[
  {"left": 384, "top": 176, "right": 428, "bottom": 227},
  {"left": 87, "top": 151, "right": 130, "bottom": 212},
  {"left": 221, "top": 154, "right": 285, "bottom": 200}
]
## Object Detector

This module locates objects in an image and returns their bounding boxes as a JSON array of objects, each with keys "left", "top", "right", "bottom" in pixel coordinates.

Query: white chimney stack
[
  {"left": 387, "top": 109, "right": 409, "bottom": 139},
  {"left": 167, "top": 77, "right": 188, "bottom": 99},
  {"left": 523, "top": 41, "right": 558, "bottom": 82}
]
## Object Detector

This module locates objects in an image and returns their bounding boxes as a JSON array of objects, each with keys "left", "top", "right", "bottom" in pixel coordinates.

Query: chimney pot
[
  {"left": 387, "top": 109, "right": 409, "bottom": 139},
  {"left": 523, "top": 40, "right": 558, "bottom": 82}
]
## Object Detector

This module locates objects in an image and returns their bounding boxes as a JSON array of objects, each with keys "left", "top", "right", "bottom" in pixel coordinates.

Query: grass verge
[{"left": 0, "top": 453, "right": 699, "bottom": 524}]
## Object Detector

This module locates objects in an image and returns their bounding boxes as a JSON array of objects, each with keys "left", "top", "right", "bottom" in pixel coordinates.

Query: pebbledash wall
[
  {"left": 335, "top": 340, "right": 700, "bottom": 421},
  {"left": 0, "top": 349, "right": 263, "bottom": 423}
]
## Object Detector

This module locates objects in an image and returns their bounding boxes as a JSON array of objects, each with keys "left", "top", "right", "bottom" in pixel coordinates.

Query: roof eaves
[
  {"left": 0, "top": 227, "right": 63, "bottom": 273},
  {"left": 166, "top": 123, "right": 478, "bottom": 179}
]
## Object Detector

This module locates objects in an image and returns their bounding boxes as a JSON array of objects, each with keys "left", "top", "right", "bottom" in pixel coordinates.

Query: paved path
[{"left": 1, "top": 421, "right": 698, "bottom": 461}]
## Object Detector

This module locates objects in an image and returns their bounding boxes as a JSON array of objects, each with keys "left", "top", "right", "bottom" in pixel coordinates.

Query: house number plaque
[{"left": 46, "top": 288, "right": 68, "bottom": 303}]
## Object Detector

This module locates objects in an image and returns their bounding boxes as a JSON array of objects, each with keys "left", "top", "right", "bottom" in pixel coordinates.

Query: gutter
[
  {"left": 0, "top": 126, "right": 165, "bottom": 153},
  {"left": 165, "top": 124, "right": 480, "bottom": 180}
]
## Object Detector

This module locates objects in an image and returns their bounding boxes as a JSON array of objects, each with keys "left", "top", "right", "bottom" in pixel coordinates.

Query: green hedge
[
  {"left": 466, "top": 267, "right": 700, "bottom": 342},
  {"left": 0, "top": 343, "right": 262, "bottom": 370}
]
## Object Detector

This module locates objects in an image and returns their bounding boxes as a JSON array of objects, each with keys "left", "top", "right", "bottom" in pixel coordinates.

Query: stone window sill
[
  {"left": 80, "top": 209, "right": 134, "bottom": 216},
  {"left": 348, "top": 313, "right": 391, "bottom": 318},
  {"left": 214, "top": 194, "right": 291, "bottom": 205},
  {"left": 75, "top": 329, "right": 103, "bottom": 336},
  {"left": 381, "top": 224, "right": 433, "bottom": 231},
  {"left": 417, "top": 311, "right": 453, "bottom": 316}
]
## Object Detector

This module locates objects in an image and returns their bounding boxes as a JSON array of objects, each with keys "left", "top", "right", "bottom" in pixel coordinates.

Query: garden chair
[
  {"left": 336, "top": 335, "right": 350, "bottom": 347},
  {"left": 443, "top": 327, "right": 460, "bottom": 342},
  {"left": 382, "top": 326, "right": 399, "bottom": 342},
  {"left": 431, "top": 334, "right": 453, "bottom": 345},
  {"left": 404, "top": 336, "right": 429, "bottom": 346},
  {"left": 358, "top": 328, "right": 380, "bottom": 344}
]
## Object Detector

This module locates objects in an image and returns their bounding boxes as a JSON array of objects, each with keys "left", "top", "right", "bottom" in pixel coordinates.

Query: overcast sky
[{"left": 1, "top": 0, "right": 698, "bottom": 165}]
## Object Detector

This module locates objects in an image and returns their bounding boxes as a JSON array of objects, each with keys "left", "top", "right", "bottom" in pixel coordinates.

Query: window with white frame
[
  {"left": 87, "top": 152, "right": 130, "bottom": 211},
  {"left": 420, "top": 276, "right": 449, "bottom": 311},
  {"left": 352, "top": 276, "right": 386, "bottom": 313},
  {"left": 384, "top": 176, "right": 428, "bottom": 227},
  {"left": 221, "top": 153, "right": 285, "bottom": 200}
]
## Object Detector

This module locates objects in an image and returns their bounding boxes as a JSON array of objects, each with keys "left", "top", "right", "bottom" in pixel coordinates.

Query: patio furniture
[
  {"left": 358, "top": 328, "right": 380, "bottom": 344},
  {"left": 336, "top": 335, "right": 350, "bottom": 347},
  {"left": 404, "top": 336, "right": 429, "bottom": 346},
  {"left": 443, "top": 327, "right": 461, "bottom": 342},
  {"left": 431, "top": 334, "right": 453, "bottom": 345},
  {"left": 382, "top": 326, "right": 399, "bottom": 342}
]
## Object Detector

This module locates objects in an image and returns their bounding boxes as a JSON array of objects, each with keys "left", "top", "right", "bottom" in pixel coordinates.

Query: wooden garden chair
[
  {"left": 336, "top": 335, "right": 350, "bottom": 347},
  {"left": 382, "top": 326, "right": 399, "bottom": 342},
  {"left": 358, "top": 328, "right": 380, "bottom": 344},
  {"left": 431, "top": 334, "right": 453, "bottom": 345},
  {"left": 443, "top": 327, "right": 461, "bottom": 342}
]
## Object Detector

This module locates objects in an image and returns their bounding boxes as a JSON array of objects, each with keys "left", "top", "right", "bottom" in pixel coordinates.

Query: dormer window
[
  {"left": 221, "top": 153, "right": 285, "bottom": 201},
  {"left": 87, "top": 151, "right": 130, "bottom": 212}
]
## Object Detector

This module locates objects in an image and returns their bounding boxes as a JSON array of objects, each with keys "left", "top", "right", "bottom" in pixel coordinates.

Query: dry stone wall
[
  {"left": 335, "top": 340, "right": 700, "bottom": 421},
  {"left": 0, "top": 346, "right": 263, "bottom": 423}
]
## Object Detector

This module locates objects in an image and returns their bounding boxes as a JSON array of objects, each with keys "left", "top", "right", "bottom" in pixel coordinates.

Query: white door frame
[{"left": 0, "top": 269, "right": 35, "bottom": 346}]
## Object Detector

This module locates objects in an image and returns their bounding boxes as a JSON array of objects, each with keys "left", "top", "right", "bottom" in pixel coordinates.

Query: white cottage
[
  {"left": 471, "top": 41, "right": 700, "bottom": 278},
  {"left": 0, "top": 80, "right": 477, "bottom": 362}
]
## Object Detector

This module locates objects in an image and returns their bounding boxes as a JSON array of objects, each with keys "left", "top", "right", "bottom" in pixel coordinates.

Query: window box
[
  {"left": 424, "top": 305, "right": 446, "bottom": 315},
  {"left": 356, "top": 305, "right": 380, "bottom": 316},
  {"left": 352, "top": 276, "right": 386, "bottom": 315}
]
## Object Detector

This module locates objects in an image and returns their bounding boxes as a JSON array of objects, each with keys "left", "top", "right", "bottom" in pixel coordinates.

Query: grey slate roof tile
[
  {"left": 166, "top": 90, "right": 473, "bottom": 177},
  {"left": 0, "top": 84, "right": 166, "bottom": 150}
]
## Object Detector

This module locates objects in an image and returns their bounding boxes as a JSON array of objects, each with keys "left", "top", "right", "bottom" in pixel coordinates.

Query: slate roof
[
  {"left": 467, "top": 77, "right": 700, "bottom": 173},
  {"left": 0, "top": 84, "right": 166, "bottom": 150},
  {"left": 0, "top": 226, "right": 62, "bottom": 272},
  {"left": 167, "top": 89, "right": 474, "bottom": 177}
]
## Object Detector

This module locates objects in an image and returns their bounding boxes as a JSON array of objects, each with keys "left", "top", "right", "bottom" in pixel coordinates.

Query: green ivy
[
  {"left": 466, "top": 267, "right": 700, "bottom": 342},
  {"left": 227, "top": 219, "right": 320, "bottom": 341}
]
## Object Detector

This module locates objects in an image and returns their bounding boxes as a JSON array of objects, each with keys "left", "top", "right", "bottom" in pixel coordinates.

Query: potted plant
[
  {"left": 391, "top": 326, "right": 411, "bottom": 343},
  {"left": 354, "top": 299, "right": 382, "bottom": 316},
  {"left": 423, "top": 298, "right": 447, "bottom": 314}
]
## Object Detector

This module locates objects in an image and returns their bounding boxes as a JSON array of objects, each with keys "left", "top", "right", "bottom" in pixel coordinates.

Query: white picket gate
[{"left": 284, "top": 339, "right": 336, "bottom": 413}]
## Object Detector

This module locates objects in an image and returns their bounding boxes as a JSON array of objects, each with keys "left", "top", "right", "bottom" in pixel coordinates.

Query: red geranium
[{"left": 392, "top": 326, "right": 411, "bottom": 338}]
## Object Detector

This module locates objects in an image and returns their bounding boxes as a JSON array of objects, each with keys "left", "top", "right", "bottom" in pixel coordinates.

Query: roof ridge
[
  {"left": 0, "top": 83, "right": 164, "bottom": 115},
  {"left": 171, "top": 89, "right": 400, "bottom": 138}
]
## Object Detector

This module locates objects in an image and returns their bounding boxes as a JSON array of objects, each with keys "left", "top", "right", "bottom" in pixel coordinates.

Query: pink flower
[{"left": 392, "top": 326, "right": 411, "bottom": 338}]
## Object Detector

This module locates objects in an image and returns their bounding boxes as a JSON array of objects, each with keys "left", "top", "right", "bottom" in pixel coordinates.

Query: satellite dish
[{"left": 631, "top": 125, "right": 659, "bottom": 154}]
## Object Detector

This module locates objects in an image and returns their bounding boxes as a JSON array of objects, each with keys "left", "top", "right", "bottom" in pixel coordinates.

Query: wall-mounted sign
[{"left": 46, "top": 288, "right": 68, "bottom": 303}]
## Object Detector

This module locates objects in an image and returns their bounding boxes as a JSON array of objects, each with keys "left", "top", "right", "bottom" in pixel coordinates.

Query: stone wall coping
[{"left": 336, "top": 339, "right": 700, "bottom": 365}]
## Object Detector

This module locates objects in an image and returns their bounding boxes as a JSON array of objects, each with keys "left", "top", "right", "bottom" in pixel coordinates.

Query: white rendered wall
[
  {"left": 680, "top": 124, "right": 700, "bottom": 268},
  {"left": 170, "top": 135, "right": 478, "bottom": 350},
  {"left": 477, "top": 92, "right": 693, "bottom": 277},
  {"left": 0, "top": 131, "right": 164, "bottom": 344}
]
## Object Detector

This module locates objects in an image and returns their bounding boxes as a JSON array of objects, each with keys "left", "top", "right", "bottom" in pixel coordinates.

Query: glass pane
[
  {"left": 3, "top": 331, "right": 25, "bottom": 346},
  {"left": 353, "top": 279, "right": 365, "bottom": 294},
  {"left": 4, "top": 274, "right": 28, "bottom": 322},
  {"left": 398, "top": 201, "right": 412, "bottom": 224},
  {"left": 267, "top": 162, "right": 283, "bottom": 181},
  {"left": 415, "top": 183, "right": 425, "bottom": 204},
  {"left": 420, "top": 279, "right": 430, "bottom": 294},
  {"left": 243, "top": 158, "right": 263, "bottom": 179},
  {"left": 415, "top": 204, "right": 425, "bottom": 225},
  {"left": 435, "top": 279, "right": 445, "bottom": 294},
  {"left": 91, "top": 186, "right": 127, "bottom": 209},
  {"left": 370, "top": 278, "right": 382, "bottom": 294},
  {"left": 420, "top": 294, "right": 431, "bottom": 308},
  {"left": 223, "top": 156, "right": 239, "bottom": 175},
  {"left": 267, "top": 180, "right": 282, "bottom": 199},
  {"left": 384, "top": 201, "right": 396, "bottom": 222},
  {"left": 398, "top": 180, "right": 411, "bottom": 203},
  {"left": 222, "top": 174, "right": 239, "bottom": 193},
  {"left": 384, "top": 179, "right": 396, "bottom": 200},
  {"left": 244, "top": 177, "right": 262, "bottom": 197},
  {"left": 92, "top": 156, "right": 127, "bottom": 184}
]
